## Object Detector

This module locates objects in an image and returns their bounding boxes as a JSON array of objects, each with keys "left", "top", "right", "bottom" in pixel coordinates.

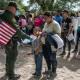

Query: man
[
  {"left": 60, "top": 10, "right": 73, "bottom": 57},
  {"left": 42, "top": 12, "right": 61, "bottom": 77},
  {"left": 0, "top": 2, "right": 32, "bottom": 80},
  {"left": 72, "top": 11, "right": 80, "bottom": 59},
  {"left": 27, "top": 14, "right": 34, "bottom": 35},
  {"left": 54, "top": 10, "right": 63, "bottom": 26}
]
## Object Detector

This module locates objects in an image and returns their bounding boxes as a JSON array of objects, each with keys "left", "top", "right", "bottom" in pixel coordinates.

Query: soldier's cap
[{"left": 8, "top": 2, "right": 18, "bottom": 10}]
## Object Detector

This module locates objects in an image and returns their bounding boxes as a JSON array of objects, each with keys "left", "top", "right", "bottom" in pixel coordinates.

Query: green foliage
[
  {"left": 29, "top": 0, "right": 80, "bottom": 11},
  {"left": 0, "top": 0, "right": 8, "bottom": 9},
  {"left": 0, "top": 0, "right": 28, "bottom": 15},
  {"left": 29, "top": 0, "right": 55, "bottom": 11}
]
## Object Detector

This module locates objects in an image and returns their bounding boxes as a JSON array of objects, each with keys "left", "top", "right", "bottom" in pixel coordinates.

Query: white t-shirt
[
  {"left": 42, "top": 20, "right": 63, "bottom": 49},
  {"left": 43, "top": 20, "right": 61, "bottom": 34},
  {"left": 72, "top": 17, "right": 78, "bottom": 30},
  {"left": 78, "top": 17, "right": 80, "bottom": 27}
]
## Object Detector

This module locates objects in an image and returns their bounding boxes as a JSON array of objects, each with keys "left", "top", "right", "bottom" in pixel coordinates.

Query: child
[{"left": 32, "top": 27, "right": 43, "bottom": 77}]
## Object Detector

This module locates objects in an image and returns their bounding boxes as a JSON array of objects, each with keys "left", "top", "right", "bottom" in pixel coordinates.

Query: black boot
[
  {"left": 51, "top": 67, "right": 57, "bottom": 78},
  {"left": 52, "top": 67, "right": 56, "bottom": 74},
  {"left": 8, "top": 74, "right": 21, "bottom": 80},
  {"left": 60, "top": 51, "right": 66, "bottom": 56}
]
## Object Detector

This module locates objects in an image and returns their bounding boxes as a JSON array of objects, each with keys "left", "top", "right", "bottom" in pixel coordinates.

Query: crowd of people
[
  {"left": 17, "top": 10, "right": 80, "bottom": 58},
  {"left": 0, "top": 2, "right": 80, "bottom": 80},
  {"left": 15, "top": 9, "right": 80, "bottom": 79}
]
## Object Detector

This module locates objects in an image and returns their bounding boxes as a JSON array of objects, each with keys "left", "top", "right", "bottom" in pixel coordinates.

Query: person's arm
[
  {"left": 53, "top": 21, "right": 61, "bottom": 36},
  {"left": 11, "top": 18, "right": 32, "bottom": 41},
  {"left": 68, "top": 19, "right": 73, "bottom": 36},
  {"left": 32, "top": 41, "right": 35, "bottom": 54},
  {"left": 61, "top": 19, "right": 64, "bottom": 33},
  {"left": 42, "top": 23, "right": 47, "bottom": 32}
]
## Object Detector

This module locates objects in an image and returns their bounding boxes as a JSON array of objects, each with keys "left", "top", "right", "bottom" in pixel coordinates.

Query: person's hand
[
  {"left": 67, "top": 31, "right": 71, "bottom": 37},
  {"left": 42, "top": 32, "right": 47, "bottom": 37},
  {"left": 35, "top": 48, "right": 40, "bottom": 55},
  {"left": 36, "top": 31, "right": 42, "bottom": 37},
  {"left": 20, "top": 42, "right": 24, "bottom": 47}
]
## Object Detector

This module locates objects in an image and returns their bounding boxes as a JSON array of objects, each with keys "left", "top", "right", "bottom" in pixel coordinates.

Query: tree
[
  {"left": 0, "top": 0, "right": 28, "bottom": 14},
  {"left": 29, "top": 0, "right": 80, "bottom": 11},
  {"left": 53, "top": 0, "right": 80, "bottom": 11},
  {"left": 29, "top": 0, "right": 55, "bottom": 11},
  {"left": 0, "top": 0, "right": 8, "bottom": 9}
]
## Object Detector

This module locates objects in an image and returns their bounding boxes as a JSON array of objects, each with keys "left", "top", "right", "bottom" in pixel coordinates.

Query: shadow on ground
[
  {"left": 0, "top": 75, "right": 7, "bottom": 80},
  {"left": 0, "top": 46, "right": 80, "bottom": 80},
  {"left": 28, "top": 75, "right": 57, "bottom": 80},
  {"left": 57, "top": 56, "right": 80, "bottom": 72}
]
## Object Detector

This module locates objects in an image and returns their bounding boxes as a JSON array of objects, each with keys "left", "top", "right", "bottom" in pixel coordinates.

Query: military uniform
[{"left": 0, "top": 9, "right": 32, "bottom": 79}]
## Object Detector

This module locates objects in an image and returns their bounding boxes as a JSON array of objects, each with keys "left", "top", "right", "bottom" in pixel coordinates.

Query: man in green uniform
[{"left": 0, "top": 2, "right": 32, "bottom": 80}]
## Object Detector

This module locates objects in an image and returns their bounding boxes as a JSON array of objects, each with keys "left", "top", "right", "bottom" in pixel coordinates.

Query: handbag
[
  {"left": 51, "top": 34, "right": 64, "bottom": 49},
  {"left": 67, "top": 33, "right": 74, "bottom": 41},
  {"left": 47, "top": 33, "right": 64, "bottom": 49}
]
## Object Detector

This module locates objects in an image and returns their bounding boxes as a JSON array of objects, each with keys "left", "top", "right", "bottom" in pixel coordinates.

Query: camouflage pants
[{"left": 5, "top": 41, "right": 18, "bottom": 77}]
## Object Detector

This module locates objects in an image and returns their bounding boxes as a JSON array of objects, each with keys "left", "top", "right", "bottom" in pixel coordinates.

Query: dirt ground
[{"left": 0, "top": 45, "right": 80, "bottom": 80}]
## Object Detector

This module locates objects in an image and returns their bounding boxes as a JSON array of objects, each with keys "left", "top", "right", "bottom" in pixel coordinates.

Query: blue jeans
[{"left": 34, "top": 52, "right": 43, "bottom": 75}]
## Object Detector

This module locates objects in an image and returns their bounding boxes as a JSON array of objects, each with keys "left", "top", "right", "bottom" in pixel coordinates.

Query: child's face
[
  {"left": 33, "top": 28, "right": 42, "bottom": 37},
  {"left": 36, "top": 31, "right": 41, "bottom": 36},
  {"left": 33, "top": 31, "right": 37, "bottom": 36}
]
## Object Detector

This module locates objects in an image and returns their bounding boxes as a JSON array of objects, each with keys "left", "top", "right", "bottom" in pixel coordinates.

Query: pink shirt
[
  {"left": 34, "top": 18, "right": 43, "bottom": 27},
  {"left": 19, "top": 19, "right": 27, "bottom": 27}
]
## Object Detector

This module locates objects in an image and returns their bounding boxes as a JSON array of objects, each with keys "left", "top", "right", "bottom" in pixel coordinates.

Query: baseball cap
[{"left": 8, "top": 2, "right": 17, "bottom": 10}]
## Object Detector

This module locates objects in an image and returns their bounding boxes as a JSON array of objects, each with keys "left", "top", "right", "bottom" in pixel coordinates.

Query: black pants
[
  {"left": 42, "top": 40, "right": 57, "bottom": 71},
  {"left": 61, "top": 33, "right": 71, "bottom": 53}
]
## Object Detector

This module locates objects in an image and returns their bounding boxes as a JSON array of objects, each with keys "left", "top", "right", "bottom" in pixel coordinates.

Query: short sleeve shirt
[
  {"left": 62, "top": 17, "right": 72, "bottom": 30},
  {"left": 43, "top": 20, "right": 61, "bottom": 34}
]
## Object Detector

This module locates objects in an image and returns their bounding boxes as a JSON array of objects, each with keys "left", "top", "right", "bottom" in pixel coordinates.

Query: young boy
[{"left": 32, "top": 27, "right": 43, "bottom": 77}]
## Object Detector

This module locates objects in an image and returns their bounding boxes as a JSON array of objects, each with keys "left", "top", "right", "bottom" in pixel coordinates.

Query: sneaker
[
  {"left": 72, "top": 49, "right": 78, "bottom": 53},
  {"left": 52, "top": 68, "right": 56, "bottom": 74},
  {"left": 60, "top": 51, "right": 66, "bottom": 56},
  {"left": 47, "top": 74, "right": 51, "bottom": 79},
  {"left": 46, "top": 70, "right": 52, "bottom": 79},
  {"left": 34, "top": 74, "right": 41, "bottom": 78},
  {"left": 43, "top": 70, "right": 51, "bottom": 75},
  {"left": 67, "top": 52, "right": 70, "bottom": 58},
  {"left": 43, "top": 71, "right": 48, "bottom": 74},
  {"left": 32, "top": 72, "right": 36, "bottom": 75},
  {"left": 78, "top": 51, "right": 80, "bottom": 55},
  {"left": 8, "top": 74, "right": 21, "bottom": 80},
  {"left": 76, "top": 52, "right": 80, "bottom": 59},
  {"left": 51, "top": 72, "right": 57, "bottom": 78}
]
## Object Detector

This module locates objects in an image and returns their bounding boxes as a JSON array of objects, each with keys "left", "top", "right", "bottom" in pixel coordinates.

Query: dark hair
[
  {"left": 8, "top": 2, "right": 17, "bottom": 10},
  {"left": 19, "top": 15, "right": 26, "bottom": 19},
  {"left": 63, "top": 10, "right": 69, "bottom": 14},
  {"left": 70, "top": 13, "right": 76, "bottom": 17},
  {"left": 44, "top": 12, "right": 52, "bottom": 17},
  {"left": 57, "top": 10, "right": 61, "bottom": 13},
  {"left": 28, "top": 14, "right": 32, "bottom": 18}
]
